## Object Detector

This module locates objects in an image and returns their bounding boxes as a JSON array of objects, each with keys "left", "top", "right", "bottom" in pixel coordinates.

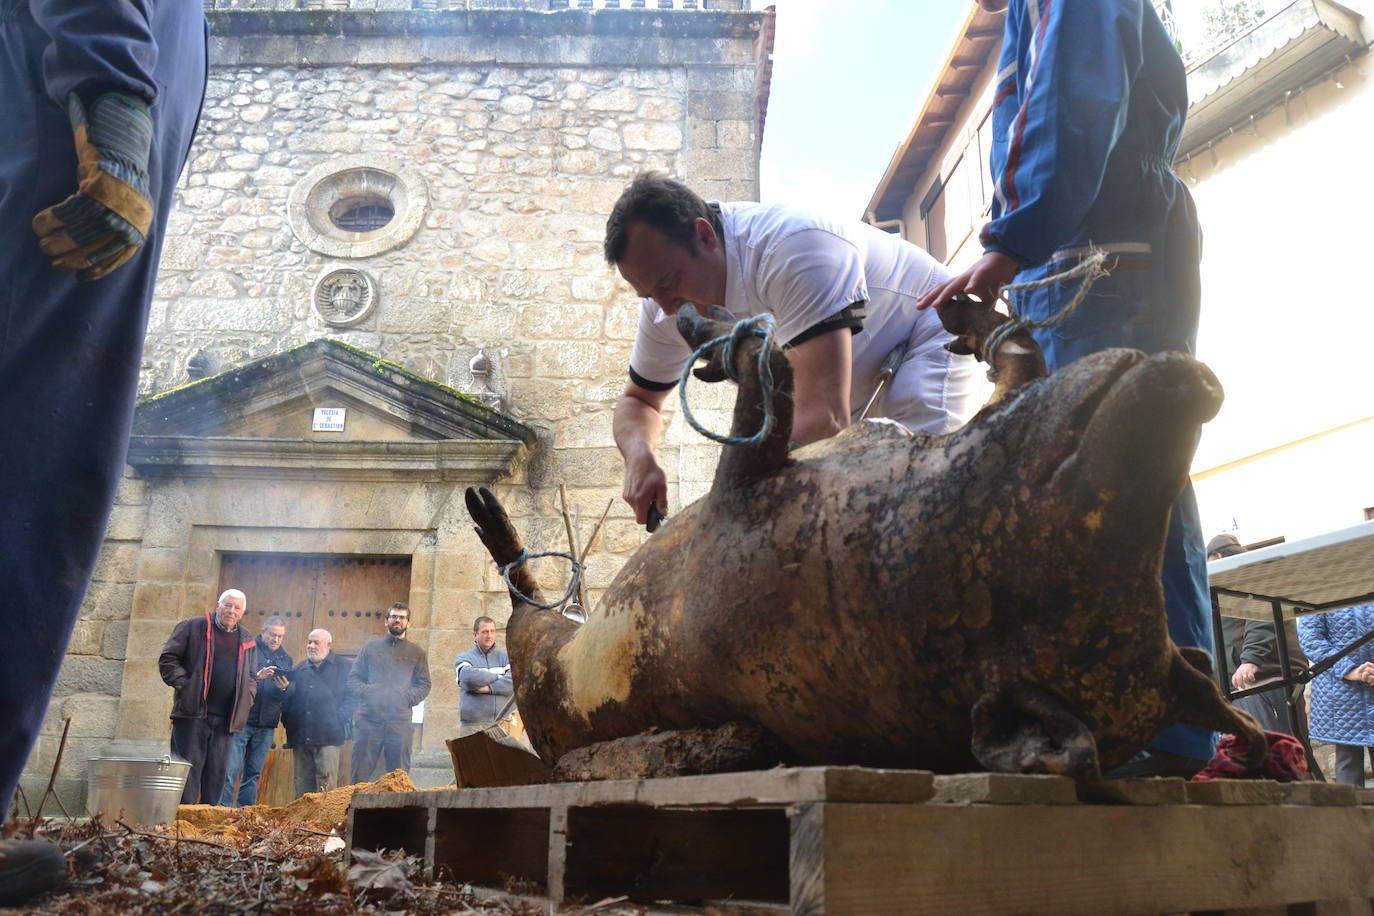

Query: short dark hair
[
  {"left": 604, "top": 171, "right": 721, "bottom": 264},
  {"left": 473, "top": 616, "right": 496, "bottom": 633},
  {"left": 388, "top": 602, "right": 410, "bottom": 619},
  {"left": 263, "top": 615, "right": 287, "bottom": 631}
]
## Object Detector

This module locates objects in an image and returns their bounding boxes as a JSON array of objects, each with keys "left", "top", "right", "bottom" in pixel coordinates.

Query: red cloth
[{"left": 1191, "top": 731, "right": 1308, "bottom": 782}]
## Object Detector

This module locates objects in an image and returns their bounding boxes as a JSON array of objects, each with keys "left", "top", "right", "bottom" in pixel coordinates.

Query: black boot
[{"left": 0, "top": 838, "right": 66, "bottom": 906}]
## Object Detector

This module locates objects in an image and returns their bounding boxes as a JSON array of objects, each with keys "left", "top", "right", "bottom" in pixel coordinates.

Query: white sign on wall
[{"left": 312, "top": 407, "right": 346, "bottom": 432}]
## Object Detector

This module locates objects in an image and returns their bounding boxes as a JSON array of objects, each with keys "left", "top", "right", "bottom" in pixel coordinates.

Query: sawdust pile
[{"left": 164, "top": 770, "right": 419, "bottom": 845}]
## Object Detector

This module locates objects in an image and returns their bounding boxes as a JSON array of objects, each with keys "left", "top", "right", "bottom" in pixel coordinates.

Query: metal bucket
[{"left": 86, "top": 756, "right": 190, "bottom": 826}]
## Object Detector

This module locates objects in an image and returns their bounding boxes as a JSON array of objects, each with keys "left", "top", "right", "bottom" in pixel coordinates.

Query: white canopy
[{"left": 1208, "top": 519, "right": 1374, "bottom": 621}]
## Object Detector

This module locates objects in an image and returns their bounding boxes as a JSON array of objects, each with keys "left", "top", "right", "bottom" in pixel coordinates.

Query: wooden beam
[{"left": 794, "top": 802, "right": 1374, "bottom": 914}]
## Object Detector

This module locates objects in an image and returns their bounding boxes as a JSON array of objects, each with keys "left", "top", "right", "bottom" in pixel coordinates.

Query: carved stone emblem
[{"left": 312, "top": 268, "right": 377, "bottom": 327}]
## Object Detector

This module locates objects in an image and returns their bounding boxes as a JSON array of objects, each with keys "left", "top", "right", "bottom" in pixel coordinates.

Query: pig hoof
[
  {"left": 550, "top": 723, "right": 790, "bottom": 782},
  {"left": 970, "top": 683, "right": 1102, "bottom": 782},
  {"left": 465, "top": 486, "right": 525, "bottom": 567}
]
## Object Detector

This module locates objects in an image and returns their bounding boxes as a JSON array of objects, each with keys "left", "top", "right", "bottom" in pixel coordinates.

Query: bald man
[{"left": 281, "top": 629, "right": 356, "bottom": 797}]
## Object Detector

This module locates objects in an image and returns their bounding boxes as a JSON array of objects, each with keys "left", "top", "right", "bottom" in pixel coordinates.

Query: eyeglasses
[{"left": 386, "top": 614, "right": 408, "bottom": 620}]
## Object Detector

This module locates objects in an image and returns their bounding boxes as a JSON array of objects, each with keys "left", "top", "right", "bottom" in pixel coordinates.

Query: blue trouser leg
[
  {"left": 219, "top": 728, "right": 252, "bottom": 806},
  {"left": 0, "top": 9, "right": 205, "bottom": 817},
  {"left": 1022, "top": 232, "right": 1216, "bottom": 762},
  {"left": 236, "top": 726, "right": 274, "bottom": 805}
]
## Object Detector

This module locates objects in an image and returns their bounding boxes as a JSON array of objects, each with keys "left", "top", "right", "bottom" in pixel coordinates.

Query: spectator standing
[
  {"left": 220, "top": 616, "right": 292, "bottom": 806},
  {"left": 158, "top": 591, "right": 276, "bottom": 804},
  {"left": 281, "top": 629, "right": 355, "bottom": 797},
  {"left": 455, "top": 617, "right": 514, "bottom": 733},
  {"left": 1207, "top": 534, "right": 1308, "bottom": 738},
  {"left": 347, "top": 603, "right": 431, "bottom": 783},
  {"left": 1298, "top": 603, "right": 1374, "bottom": 787}
]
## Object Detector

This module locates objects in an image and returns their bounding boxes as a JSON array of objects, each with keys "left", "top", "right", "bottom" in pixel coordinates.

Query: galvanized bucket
[{"left": 86, "top": 756, "right": 190, "bottom": 826}]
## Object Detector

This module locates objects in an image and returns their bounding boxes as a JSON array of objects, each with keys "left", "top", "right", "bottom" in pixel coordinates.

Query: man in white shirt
[{"left": 604, "top": 172, "right": 982, "bottom": 526}]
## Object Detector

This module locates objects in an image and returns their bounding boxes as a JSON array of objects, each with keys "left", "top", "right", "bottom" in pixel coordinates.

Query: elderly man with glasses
[{"left": 346, "top": 602, "right": 431, "bottom": 783}]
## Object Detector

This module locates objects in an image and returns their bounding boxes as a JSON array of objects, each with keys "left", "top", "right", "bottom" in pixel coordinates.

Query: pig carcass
[{"left": 466, "top": 304, "right": 1263, "bottom": 781}]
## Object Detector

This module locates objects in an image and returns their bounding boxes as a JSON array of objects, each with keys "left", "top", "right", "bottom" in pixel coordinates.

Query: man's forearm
[{"left": 613, "top": 394, "right": 662, "bottom": 462}]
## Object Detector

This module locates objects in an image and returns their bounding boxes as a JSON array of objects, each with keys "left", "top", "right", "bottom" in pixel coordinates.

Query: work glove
[{"left": 32, "top": 92, "right": 155, "bottom": 282}]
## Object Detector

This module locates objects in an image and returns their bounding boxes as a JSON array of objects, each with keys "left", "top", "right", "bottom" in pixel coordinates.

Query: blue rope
[
  {"left": 498, "top": 548, "right": 582, "bottom": 610},
  {"left": 678, "top": 314, "right": 778, "bottom": 446}
]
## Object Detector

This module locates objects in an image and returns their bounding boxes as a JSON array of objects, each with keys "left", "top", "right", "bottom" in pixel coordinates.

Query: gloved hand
[{"left": 32, "top": 92, "right": 154, "bottom": 282}]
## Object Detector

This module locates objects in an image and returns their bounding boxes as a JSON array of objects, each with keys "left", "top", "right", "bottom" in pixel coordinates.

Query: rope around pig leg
[
  {"left": 982, "top": 250, "right": 1110, "bottom": 375},
  {"left": 678, "top": 313, "right": 778, "bottom": 446},
  {"left": 499, "top": 548, "right": 582, "bottom": 610}
]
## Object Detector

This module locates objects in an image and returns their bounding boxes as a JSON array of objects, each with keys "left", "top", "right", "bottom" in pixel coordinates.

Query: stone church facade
[{"left": 24, "top": 0, "right": 773, "bottom": 808}]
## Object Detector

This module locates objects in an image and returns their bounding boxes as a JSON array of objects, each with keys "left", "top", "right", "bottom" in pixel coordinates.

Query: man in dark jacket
[
  {"left": 347, "top": 603, "right": 431, "bottom": 783},
  {"left": 158, "top": 590, "right": 274, "bottom": 804},
  {"left": 281, "top": 628, "right": 355, "bottom": 797},
  {"left": 1208, "top": 533, "right": 1310, "bottom": 739},
  {"left": 220, "top": 615, "right": 291, "bottom": 806}
]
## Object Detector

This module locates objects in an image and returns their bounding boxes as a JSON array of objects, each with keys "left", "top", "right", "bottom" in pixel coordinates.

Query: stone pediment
[{"left": 128, "top": 339, "right": 536, "bottom": 481}]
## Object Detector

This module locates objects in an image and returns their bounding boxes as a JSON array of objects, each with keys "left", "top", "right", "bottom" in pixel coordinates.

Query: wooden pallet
[{"left": 347, "top": 768, "right": 1374, "bottom": 915}]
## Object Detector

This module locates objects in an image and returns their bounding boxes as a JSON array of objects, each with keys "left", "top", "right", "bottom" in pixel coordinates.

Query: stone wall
[{"left": 25, "top": 3, "right": 770, "bottom": 810}]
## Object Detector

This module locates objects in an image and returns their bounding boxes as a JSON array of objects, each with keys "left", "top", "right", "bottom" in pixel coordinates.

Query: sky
[
  {"left": 755, "top": 1, "right": 1213, "bottom": 218},
  {"left": 757, "top": 1, "right": 967, "bottom": 219}
]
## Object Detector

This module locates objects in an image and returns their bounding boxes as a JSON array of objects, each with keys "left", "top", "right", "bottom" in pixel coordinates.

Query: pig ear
[{"left": 970, "top": 681, "right": 1102, "bottom": 783}]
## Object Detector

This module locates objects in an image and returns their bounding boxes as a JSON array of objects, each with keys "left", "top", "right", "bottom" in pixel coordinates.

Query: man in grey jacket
[
  {"left": 347, "top": 603, "right": 431, "bottom": 783},
  {"left": 455, "top": 616, "right": 514, "bottom": 733}
]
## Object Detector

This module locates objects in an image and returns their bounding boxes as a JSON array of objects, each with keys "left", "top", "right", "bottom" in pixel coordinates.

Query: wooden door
[{"left": 217, "top": 553, "right": 412, "bottom": 803}]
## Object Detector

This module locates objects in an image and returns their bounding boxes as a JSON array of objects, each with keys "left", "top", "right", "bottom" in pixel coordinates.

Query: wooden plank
[
  {"left": 350, "top": 765, "right": 934, "bottom": 811},
  {"left": 1284, "top": 782, "right": 1359, "bottom": 807},
  {"left": 546, "top": 806, "right": 567, "bottom": 904},
  {"left": 789, "top": 803, "right": 825, "bottom": 916},
  {"left": 931, "top": 773, "right": 1077, "bottom": 805},
  {"left": 1358, "top": 788, "right": 1374, "bottom": 806},
  {"left": 795, "top": 802, "right": 1374, "bottom": 915},
  {"left": 563, "top": 806, "right": 790, "bottom": 905},
  {"left": 1186, "top": 780, "right": 1286, "bottom": 806},
  {"left": 446, "top": 729, "right": 551, "bottom": 788},
  {"left": 1078, "top": 777, "right": 1189, "bottom": 806}
]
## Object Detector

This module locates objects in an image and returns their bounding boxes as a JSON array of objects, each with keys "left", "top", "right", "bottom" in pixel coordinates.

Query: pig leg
[
  {"left": 970, "top": 682, "right": 1102, "bottom": 782},
  {"left": 937, "top": 295, "right": 1047, "bottom": 402},
  {"left": 465, "top": 486, "right": 552, "bottom": 611},
  {"left": 673, "top": 304, "right": 796, "bottom": 486},
  {"left": 1166, "top": 646, "right": 1268, "bottom": 775}
]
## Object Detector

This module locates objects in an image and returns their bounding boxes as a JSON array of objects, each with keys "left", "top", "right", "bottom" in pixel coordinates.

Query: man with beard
[
  {"left": 347, "top": 603, "right": 431, "bottom": 783},
  {"left": 281, "top": 629, "right": 356, "bottom": 797}
]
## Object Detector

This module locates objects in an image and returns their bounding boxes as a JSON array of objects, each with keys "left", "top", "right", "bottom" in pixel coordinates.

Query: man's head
[
  {"left": 976, "top": 0, "right": 1008, "bottom": 13},
  {"left": 1207, "top": 532, "right": 1245, "bottom": 560},
  {"left": 306, "top": 628, "right": 332, "bottom": 662},
  {"left": 216, "top": 589, "right": 246, "bottom": 630},
  {"left": 261, "top": 616, "right": 286, "bottom": 651},
  {"left": 386, "top": 602, "right": 410, "bottom": 638},
  {"left": 604, "top": 172, "right": 727, "bottom": 316},
  {"left": 473, "top": 616, "right": 497, "bottom": 652}
]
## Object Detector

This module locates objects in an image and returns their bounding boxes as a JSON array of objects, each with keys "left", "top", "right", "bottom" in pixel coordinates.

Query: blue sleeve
[
  {"left": 981, "top": 0, "right": 1145, "bottom": 267},
  {"left": 28, "top": 0, "right": 161, "bottom": 106},
  {"left": 1297, "top": 613, "right": 1337, "bottom": 667},
  {"left": 489, "top": 672, "right": 514, "bottom": 697}
]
